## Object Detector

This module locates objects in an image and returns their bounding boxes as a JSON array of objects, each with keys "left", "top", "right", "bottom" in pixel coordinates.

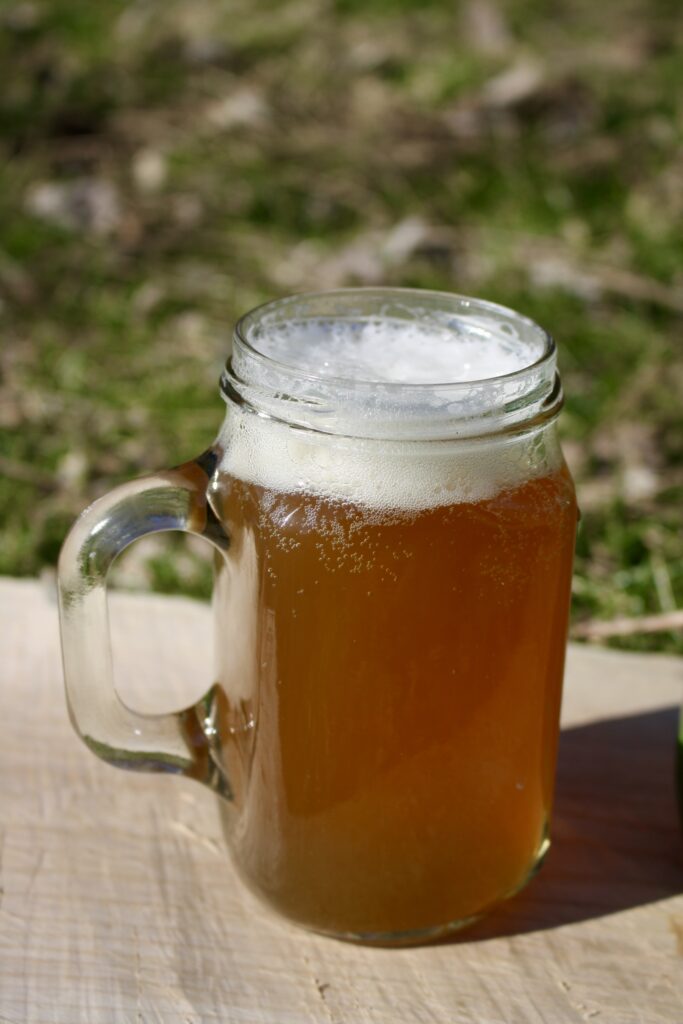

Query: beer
[
  {"left": 210, "top": 312, "right": 577, "bottom": 939},
  {"left": 58, "top": 288, "right": 576, "bottom": 943}
]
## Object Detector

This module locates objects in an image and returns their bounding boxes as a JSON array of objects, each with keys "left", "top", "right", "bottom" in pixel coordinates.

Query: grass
[{"left": 1, "top": 0, "right": 682, "bottom": 653}]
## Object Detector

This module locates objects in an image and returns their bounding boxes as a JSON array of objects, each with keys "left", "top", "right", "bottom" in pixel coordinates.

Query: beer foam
[
  {"left": 219, "top": 311, "right": 560, "bottom": 510},
  {"left": 217, "top": 406, "right": 561, "bottom": 512},
  {"left": 249, "top": 315, "right": 539, "bottom": 384}
]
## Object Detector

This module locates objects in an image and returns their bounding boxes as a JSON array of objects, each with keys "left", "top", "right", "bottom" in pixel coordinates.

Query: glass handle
[{"left": 58, "top": 450, "right": 232, "bottom": 799}]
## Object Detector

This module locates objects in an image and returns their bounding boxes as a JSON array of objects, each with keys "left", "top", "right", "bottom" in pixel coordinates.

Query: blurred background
[{"left": 1, "top": 0, "right": 681, "bottom": 652}]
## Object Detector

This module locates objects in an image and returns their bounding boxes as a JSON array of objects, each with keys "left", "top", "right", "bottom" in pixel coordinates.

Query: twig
[
  {"left": 571, "top": 610, "right": 683, "bottom": 641},
  {"left": 467, "top": 226, "right": 683, "bottom": 315},
  {"left": 587, "top": 265, "right": 683, "bottom": 315}
]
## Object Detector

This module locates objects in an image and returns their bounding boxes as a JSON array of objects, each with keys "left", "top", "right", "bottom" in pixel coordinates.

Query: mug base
[
  {"left": 304, "top": 831, "right": 551, "bottom": 947},
  {"left": 318, "top": 911, "right": 485, "bottom": 948}
]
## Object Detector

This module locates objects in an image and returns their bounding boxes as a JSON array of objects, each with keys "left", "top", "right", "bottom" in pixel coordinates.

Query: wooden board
[{"left": 1, "top": 576, "right": 682, "bottom": 1024}]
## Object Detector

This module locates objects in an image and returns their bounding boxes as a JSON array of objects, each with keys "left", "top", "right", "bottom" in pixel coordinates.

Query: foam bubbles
[
  {"left": 250, "top": 315, "right": 539, "bottom": 384},
  {"left": 217, "top": 405, "right": 562, "bottom": 513},
  {"left": 219, "top": 308, "right": 559, "bottom": 510}
]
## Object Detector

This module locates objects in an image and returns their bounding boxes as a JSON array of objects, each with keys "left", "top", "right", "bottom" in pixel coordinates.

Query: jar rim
[
  {"left": 231, "top": 286, "right": 555, "bottom": 391},
  {"left": 222, "top": 287, "right": 561, "bottom": 441}
]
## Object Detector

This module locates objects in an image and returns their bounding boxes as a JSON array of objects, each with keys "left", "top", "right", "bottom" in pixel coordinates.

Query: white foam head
[
  {"left": 251, "top": 315, "right": 538, "bottom": 384},
  {"left": 219, "top": 291, "right": 560, "bottom": 510}
]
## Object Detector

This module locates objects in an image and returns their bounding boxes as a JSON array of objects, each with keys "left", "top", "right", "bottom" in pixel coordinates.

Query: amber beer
[
  {"left": 211, "top": 401, "right": 576, "bottom": 940},
  {"left": 58, "top": 288, "right": 576, "bottom": 944}
]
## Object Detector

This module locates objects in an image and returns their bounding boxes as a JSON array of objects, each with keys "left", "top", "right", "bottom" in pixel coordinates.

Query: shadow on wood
[{"left": 462, "top": 706, "right": 683, "bottom": 942}]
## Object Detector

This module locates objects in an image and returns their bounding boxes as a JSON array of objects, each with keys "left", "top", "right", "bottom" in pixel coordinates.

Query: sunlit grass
[{"left": 1, "top": 0, "right": 682, "bottom": 651}]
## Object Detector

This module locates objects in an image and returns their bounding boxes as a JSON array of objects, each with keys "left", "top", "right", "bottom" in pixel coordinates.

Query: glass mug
[{"left": 58, "top": 288, "right": 577, "bottom": 945}]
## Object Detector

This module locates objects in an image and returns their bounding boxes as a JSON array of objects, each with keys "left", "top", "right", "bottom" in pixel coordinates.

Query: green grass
[{"left": 1, "top": 0, "right": 682, "bottom": 653}]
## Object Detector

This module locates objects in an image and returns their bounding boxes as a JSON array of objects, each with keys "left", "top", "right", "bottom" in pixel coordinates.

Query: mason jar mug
[{"left": 58, "top": 288, "right": 577, "bottom": 945}]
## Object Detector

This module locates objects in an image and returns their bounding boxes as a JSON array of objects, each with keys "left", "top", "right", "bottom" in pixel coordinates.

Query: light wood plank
[{"left": 1, "top": 577, "right": 682, "bottom": 1023}]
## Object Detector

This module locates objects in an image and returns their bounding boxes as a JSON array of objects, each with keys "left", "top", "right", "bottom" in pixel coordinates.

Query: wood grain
[{"left": 1, "top": 577, "right": 682, "bottom": 1024}]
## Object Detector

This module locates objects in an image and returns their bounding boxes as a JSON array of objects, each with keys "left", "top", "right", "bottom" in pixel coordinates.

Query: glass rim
[{"left": 231, "top": 286, "right": 555, "bottom": 392}]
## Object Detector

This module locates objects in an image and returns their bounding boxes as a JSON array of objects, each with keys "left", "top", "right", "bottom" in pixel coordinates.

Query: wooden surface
[{"left": 1, "top": 576, "right": 682, "bottom": 1024}]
